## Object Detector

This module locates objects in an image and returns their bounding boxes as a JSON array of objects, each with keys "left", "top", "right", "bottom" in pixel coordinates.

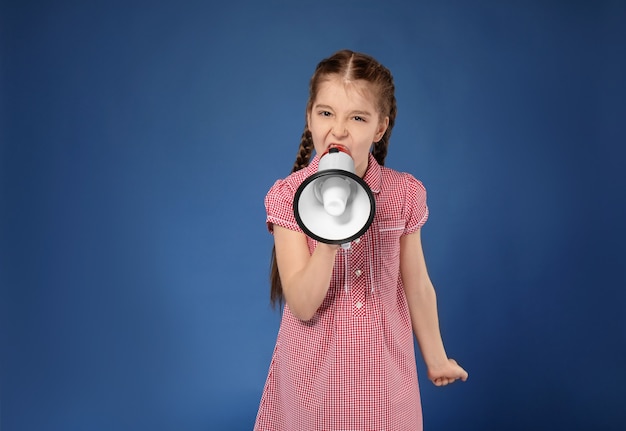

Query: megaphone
[{"left": 294, "top": 144, "right": 376, "bottom": 247}]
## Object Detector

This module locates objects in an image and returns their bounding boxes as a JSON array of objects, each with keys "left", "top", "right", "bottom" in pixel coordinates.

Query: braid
[
  {"left": 372, "top": 141, "right": 388, "bottom": 166},
  {"left": 372, "top": 75, "right": 397, "bottom": 167},
  {"left": 269, "top": 246, "right": 282, "bottom": 308},
  {"left": 291, "top": 127, "right": 314, "bottom": 173}
]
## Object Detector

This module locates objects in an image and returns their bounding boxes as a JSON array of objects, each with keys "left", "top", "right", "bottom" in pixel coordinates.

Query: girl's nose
[{"left": 331, "top": 122, "right": 348, "bottom": 138}]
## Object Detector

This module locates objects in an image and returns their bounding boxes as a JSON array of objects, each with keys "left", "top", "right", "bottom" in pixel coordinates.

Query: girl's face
[{"left": 307, "top": 75, "right": 389, "bottom": 178}]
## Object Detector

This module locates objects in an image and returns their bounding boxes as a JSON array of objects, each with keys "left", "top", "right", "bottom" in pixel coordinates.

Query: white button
[
  {"left": 354, "top": 238, "right": 361, "bottom": 244},
  {"left": 355, "top": 269, "right": 362, "bottom": 277},
  {"left": 355, "top": 302, "right": 363, "bottom": 309}
]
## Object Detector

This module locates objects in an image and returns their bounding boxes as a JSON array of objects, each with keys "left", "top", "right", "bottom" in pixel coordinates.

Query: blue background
[{"left": 2, "top": 1, "right": 625, "bottom": 430}]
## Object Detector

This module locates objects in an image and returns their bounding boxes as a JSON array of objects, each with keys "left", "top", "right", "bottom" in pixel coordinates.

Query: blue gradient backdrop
[{"left": 2, "top": 1, "right": 625, "bottom": 430}]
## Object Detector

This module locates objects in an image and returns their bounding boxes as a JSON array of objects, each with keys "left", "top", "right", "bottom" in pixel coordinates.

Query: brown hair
[{"left": 270, "top": 49, "right": 398, "bottom": 308}]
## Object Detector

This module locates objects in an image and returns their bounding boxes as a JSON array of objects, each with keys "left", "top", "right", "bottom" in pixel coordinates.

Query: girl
[{"left": 255, "top": 49, "right": 468, "bottom": 431}]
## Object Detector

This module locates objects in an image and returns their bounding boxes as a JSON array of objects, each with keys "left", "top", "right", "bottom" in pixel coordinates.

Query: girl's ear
[{"left": 375, "top": 116, "right": 390, "bottom": 141}]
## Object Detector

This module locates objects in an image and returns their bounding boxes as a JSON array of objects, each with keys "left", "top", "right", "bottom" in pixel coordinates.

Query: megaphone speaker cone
[
  {"left": 319, "top": 176, "right": 350, "bottom": 217},
  {"left": 294, "top": 169, "right": 375, "bottom": 245}
]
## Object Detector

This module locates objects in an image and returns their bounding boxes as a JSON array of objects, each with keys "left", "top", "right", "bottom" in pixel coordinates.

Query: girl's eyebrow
[
  {"left": 314, "top": 104, "right": 372, "bottom": 116},
  {"left": 350, "top": 110, "right": 373, "bottom": 116},
  {"left": 314, "top": 104, "right": 333, "bottom": 111}
]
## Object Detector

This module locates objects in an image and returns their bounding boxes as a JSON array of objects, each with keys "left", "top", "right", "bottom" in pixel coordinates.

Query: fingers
[
  {"left": 431, "top": 359, "right": 469, "bottom": 386},
  {"left": 433, "top": 376, "right": 456, "bottom": 386},
  {"left": 434, "top": 375, "right": 465, "bottom": 386}
]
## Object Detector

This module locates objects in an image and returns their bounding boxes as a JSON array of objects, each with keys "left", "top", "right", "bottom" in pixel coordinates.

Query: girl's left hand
[{"left": 428, "top": 358, "right": 468, "bottom": 386}]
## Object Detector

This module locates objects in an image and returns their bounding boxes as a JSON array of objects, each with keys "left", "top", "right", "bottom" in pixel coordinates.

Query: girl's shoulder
[
  {"left": 265, "top": 163, "right": 318, "bottom": 209},
  {"left": 378, "top": 166, "right": 429, "bottom": 231},
  {"left": 379, "top": 166, "right": 427, "bottom": 194}
]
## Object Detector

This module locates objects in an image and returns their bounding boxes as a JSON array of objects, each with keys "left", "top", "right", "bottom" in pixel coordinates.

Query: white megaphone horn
[{"left": 293, "top": 144, "right": 376, "bottom": 247}]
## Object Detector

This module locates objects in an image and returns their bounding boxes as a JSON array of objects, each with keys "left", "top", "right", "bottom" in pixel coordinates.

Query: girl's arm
[
  {"left": 273, "top": 225, "right": 338, "bottom": 321},
  {"left": 400, "top": 229, "right": 469, "bottom": 386}
]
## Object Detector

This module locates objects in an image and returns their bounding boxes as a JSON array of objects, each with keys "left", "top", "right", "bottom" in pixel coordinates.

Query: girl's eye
[
  {"left": 319, "top": 111, "right": 332, "bottom": 117},
  {"left": 353, "top": 116, "right": 366, "bottom": 122}
]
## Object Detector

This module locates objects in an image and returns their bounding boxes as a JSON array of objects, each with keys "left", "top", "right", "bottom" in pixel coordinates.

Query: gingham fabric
[{"left": 255, "top": 153, "right": 429, "bottom": 431}]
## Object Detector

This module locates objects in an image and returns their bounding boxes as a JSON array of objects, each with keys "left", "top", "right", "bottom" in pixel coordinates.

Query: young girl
[{"left": 254, "top": 49, "right": 468, "bottom": 431}]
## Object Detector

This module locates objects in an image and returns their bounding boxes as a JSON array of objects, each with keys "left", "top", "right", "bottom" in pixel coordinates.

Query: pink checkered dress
[{"left": 255, "top": 154, "right": 429, "bottom": 431}]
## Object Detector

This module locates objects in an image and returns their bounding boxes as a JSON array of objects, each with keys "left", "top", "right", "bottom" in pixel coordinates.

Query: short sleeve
[
  {"left": 403, "top": 173, "right": 429, "bottom": 235},
  {"left": 264, "top": 179, "right": 303, "bottom": 234}
]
